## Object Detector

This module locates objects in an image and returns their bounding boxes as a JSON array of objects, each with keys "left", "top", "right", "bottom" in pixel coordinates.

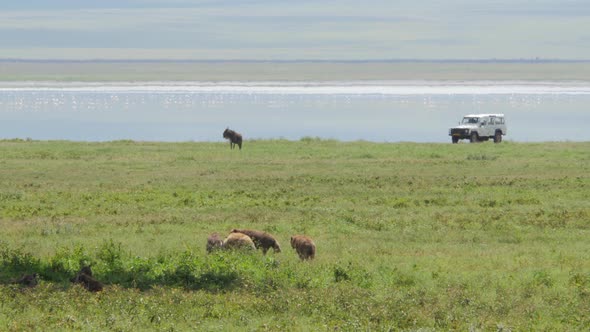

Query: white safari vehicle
[{"left": 449, "top": 114, "right": 507, "bottom": 143}]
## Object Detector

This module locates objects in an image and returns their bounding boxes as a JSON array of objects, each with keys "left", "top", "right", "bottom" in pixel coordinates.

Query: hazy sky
[{"left": 1, "top": 0, "right": 589, "bottom": 60}]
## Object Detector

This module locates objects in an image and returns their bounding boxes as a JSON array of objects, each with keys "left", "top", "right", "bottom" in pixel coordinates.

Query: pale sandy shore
[
  {"left": 2, "top": 81, "right": 590, "bottom": 95},
  {"left": 1, "top": 61, "right": 590, "bottom": 82}
]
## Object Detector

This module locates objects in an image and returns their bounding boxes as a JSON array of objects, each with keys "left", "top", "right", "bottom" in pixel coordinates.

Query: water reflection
[{"left": 1, "top": 82, "right": 589, "bottom": 142}]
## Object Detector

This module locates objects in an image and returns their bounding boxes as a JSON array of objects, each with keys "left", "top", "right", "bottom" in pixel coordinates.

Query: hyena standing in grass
[
  {"left": 231, "top": 229, "right": 281, "bottom": 254},
  {"left": 206, "top": 233, "right": 224, "bottom": 253},
  {"left": 291, "top": 235, "right": 316, "bottom": 261},
  {"left": 223, "top": 128, "right": 243, "bottom": 150}
]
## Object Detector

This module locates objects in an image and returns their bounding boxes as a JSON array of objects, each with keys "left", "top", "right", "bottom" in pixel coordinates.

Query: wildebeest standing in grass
[
  {"left": 231, "top": 229, "right": 281, "bottom": 254},
  {"left": 223, "top": 128, "right": 242, "bottom": 150}
]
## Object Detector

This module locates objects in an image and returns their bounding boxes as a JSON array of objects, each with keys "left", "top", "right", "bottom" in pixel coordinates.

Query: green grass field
[{"left": 0, "top": 139, "right": 589, "bottom": 331}]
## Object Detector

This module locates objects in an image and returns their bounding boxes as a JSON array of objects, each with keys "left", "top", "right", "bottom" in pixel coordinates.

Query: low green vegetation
[{"left": 0, "top": 139, "right": 589, "bottom": 330}]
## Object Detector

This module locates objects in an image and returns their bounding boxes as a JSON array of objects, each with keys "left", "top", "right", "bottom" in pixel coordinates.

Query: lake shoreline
[{"left": 2, "top": 80, "right": 590, "bottom": 95}]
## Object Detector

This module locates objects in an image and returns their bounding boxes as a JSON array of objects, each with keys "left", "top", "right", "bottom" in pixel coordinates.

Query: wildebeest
[
  {"left": 223, "top": 128, "right": 242, "bottom": 150},
  {"left": 231, "top": 229, "right": 281, "bottom": 254}
]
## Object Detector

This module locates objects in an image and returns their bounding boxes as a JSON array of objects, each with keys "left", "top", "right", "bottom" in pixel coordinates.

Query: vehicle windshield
[{"left": 462, "top": 117, "right": 479, "bottom": 124}]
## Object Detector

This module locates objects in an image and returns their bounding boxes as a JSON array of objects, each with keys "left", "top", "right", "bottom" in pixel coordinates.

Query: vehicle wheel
[
  {"left": 452, "top": 137, "right": 459, "bottom": 144},
  {"left": 470, "top": 132, "right": 479, "bottom": 143},
  {"left": 494, "top": 131, "right": 502, "bottom": 143}
]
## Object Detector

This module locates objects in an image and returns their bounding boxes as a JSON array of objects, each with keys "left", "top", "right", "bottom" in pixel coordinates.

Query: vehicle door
[{"left": 480, "top": 117, "right": 492, "bottom": 136}]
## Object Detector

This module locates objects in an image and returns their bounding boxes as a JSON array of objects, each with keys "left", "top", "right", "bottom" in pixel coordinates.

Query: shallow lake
[{"left": 1, "top": 81, "right": 589, "bottom": 142}]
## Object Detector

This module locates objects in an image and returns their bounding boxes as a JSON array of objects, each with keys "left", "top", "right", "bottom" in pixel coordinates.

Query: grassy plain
[
  {"left": 1, "top": 61, "right": 590, "bottom": 81},
  {"left": 0, "top": 139, "right": 589, "bottom": 331}
]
